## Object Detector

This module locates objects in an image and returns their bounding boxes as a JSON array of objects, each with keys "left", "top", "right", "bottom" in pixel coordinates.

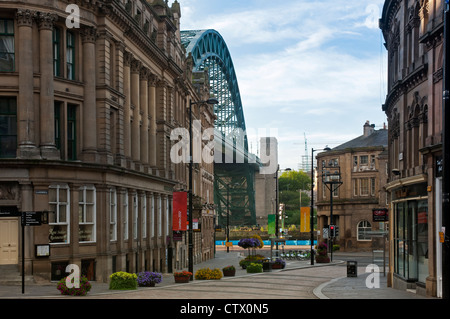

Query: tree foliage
[{"left": 279, "top": 170, "right": 312, "bottom": 226}]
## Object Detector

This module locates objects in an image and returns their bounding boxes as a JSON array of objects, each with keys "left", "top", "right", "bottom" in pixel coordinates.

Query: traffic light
[
  {"left": 329, "top": 225, "right": 336, "bottom": 238},
  {"left": 329, "top": 225, "right": 339, "bottom": 238}
]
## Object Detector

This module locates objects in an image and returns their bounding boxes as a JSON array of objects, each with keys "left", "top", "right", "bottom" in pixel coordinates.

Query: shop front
[{"left": 390, "top": 181, "right": 429, "bottom": 291}]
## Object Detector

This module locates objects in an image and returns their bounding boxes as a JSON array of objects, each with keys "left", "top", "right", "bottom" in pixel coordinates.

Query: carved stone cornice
[{"left": 16, "top": 9, "right": 37, "bottom": 27}]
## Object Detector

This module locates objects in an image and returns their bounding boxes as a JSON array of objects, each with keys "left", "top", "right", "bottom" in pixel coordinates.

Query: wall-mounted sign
[
  {"left": 35, "top": 244, "right": 50, "bottom": 257},
  {"left": 373, "top": 208, "right": 388, "bottom": 222}
]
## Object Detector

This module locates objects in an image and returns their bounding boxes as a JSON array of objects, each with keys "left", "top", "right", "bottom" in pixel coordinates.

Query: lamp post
[
  {"left": 225, "top": 182, "right": 240, "bottom": 253},
  {"left": 188, "top": 97, "right": 218, "bottom": 279},
  {"left": 310, "top": 147, "right": 330, "bottom": 265},
  {"left": 442, "top": 0, "right": 450, "bottom": 300},
  {"left": 276, "top": 167, "right": 291, "bottom": 239},
  {"left": 321, "top": 161, "right": 342, "bottom": 262}
]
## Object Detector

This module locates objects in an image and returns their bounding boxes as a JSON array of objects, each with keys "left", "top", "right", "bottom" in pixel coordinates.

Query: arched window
[{"left": 357, "top": 220, "right": 372, "bottom": 241}]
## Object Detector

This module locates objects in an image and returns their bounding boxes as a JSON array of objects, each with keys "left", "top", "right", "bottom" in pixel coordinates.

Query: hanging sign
[
  {"left": 172, "top": 192, "right": 187, "bottom": 231},
  {"left": 268, "top": 214, "right": 276, "bottom": 235},
  {"left": 372, "top": 208, "right": 388, "bottom": 222},
  {"left": 300, "top": 207, "right": 310, "bottom": 233}
]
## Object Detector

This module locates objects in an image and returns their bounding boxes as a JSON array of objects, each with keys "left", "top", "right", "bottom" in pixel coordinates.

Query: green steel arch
[{"left": 181, "top": 29, "right": 257, "bottom": 227}]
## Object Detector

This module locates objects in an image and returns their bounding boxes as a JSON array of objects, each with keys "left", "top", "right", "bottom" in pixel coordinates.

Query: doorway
[{"left": 0, "top": 218, "right": 19, "bottom": 265}]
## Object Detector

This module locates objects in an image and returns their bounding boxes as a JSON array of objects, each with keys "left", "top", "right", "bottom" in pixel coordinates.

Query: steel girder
[{"left": 181, "top": 29, "right": 257, "bottom": 226}]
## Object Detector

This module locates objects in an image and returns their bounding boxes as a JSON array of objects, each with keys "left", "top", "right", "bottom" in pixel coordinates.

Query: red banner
[{"left": 172, "top": 192, "right": 187, "bottom": 231}]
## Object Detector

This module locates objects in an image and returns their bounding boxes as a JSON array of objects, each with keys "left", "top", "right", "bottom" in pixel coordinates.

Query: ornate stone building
[
  {"left": 316, "top": 121, "right": 388, "bottom": 252},
  {"left": 380, "top": 0, "right": 443, "bottom": 297},
  {"left": 0, "top": 0, "right": 215, "bottom": 283}
]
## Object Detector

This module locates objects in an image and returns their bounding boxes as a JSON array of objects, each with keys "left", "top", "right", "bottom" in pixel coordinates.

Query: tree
[{"left": 278, "top": 170, "right": 312, "bottom": 226}]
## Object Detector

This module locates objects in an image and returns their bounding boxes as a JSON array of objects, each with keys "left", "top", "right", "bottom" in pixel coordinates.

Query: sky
[{"left": 171, "top": 0, "right": 388, "bottom": 171}]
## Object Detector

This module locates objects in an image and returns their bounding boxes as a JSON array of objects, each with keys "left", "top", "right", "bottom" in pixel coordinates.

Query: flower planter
[
  {"left": 174, "top": 276, "right": 190, "bottom": 283},
  {"left": 272, "top": 264, "right": 283, "bottom": 269},
  {"left": 222, "top": 269, "right": 236, "bottom": 277}
]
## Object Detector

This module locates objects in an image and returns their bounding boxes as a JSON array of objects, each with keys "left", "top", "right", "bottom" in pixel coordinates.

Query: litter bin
[
  {"left": 347, "top": 261, "right": 357, "bottom": 277},
  {"left": 262, "top": 259, "right": 272, "bottom": 272}
]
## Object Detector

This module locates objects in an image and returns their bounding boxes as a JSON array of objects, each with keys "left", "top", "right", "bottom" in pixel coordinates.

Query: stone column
[
  {"left": 123, "top": 52, "right": 132, "bottom": 160},
  {"left": 16, "top": 9, "right": 39, "bottom": 159},
  {"left": 38, "top": 12, "right": 59, "bottom": 159},
  {"left": 130, "top": 59, "right": 141, "bottom": 163},
  {"left": 140, "top": 67, "right": 149, "bottom": 165},
  {"left": 81, "top": 26, "right": 98, "bottom": 161},
  {"left": 148, "top": 75, "right": 157, "bottom": 168}
]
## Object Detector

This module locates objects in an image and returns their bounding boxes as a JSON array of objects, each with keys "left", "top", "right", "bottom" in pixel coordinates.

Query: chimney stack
[{"left": 364, "top": 120, "right": 375, "bottom": 137}]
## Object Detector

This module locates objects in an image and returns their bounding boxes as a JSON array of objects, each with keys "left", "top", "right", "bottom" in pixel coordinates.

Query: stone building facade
[
  {"left": 380, "top": 0, "right": 443, "bottom": 297},
  {"left": 316, "top": 121, "right": 388, "bottom": 252},
  {"left": 0, "top": 0, "right": 215, "bottom": 283}
]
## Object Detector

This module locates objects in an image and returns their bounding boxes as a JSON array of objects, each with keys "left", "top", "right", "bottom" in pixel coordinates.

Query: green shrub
[
  {"left": 109, "top": 271, "right": 137, "bottom": 290},
  {"left": 246, "top": 263, "right": 263, "bottom": 273}
]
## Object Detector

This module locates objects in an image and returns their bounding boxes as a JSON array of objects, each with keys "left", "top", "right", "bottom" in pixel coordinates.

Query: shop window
[
  {"left": 49, "top": 184, "right": 70, "bottom": 244},
  {"left": 357, "top": 220, "right": 372, "bottom": 241},
  {"left": 79, "top": 185, "right": 96, "bottom": 243},
  {"left": 0, "top": 19, "right": 15, "bottom": 72},
  {"left": 109, "top": 188, "right": 117, "bottom": 241},
  {"left": 51, "top": 261, "right": 69, "bottom": 281},
  {"left": 150, "top": 194, "right": 155, "bottom": 238},
  {"left": 142, "top": 195, "right": 147, "bottom": 239},
  {"left": 0, "top": 97, "right": 17, "bottom": 158},
  {"left": 132, "top": 193, "right": 138, "bottom": 239},
  {"left": 123, "top": 190, "right": 129, "bottom": 240},
  {"left": 393, "top": 198, "right": 429, "bottom": 282}
]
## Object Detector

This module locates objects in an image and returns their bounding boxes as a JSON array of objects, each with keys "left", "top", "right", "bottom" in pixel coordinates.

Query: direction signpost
[{"left": 20, "top": 211, "right": 49, "bottom": 294}]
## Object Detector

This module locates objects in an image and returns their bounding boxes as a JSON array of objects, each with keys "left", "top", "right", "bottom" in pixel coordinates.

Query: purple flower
[{"left": 137, "top": 271, "right": 162, "bottom": 286}]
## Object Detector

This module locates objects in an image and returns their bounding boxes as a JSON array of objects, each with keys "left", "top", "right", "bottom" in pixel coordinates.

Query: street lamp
[
  {"left": 321, "top": 160, "right": 342, "bottom": 262},
  {"left": 310, "top": 146, "right": 330, "bottom": 265},
  {"left": 276, "top": 167, "right": 291, "bottom": 239},
  {"left": 188, "top": 97, "right": 218, "bottom": 279}
]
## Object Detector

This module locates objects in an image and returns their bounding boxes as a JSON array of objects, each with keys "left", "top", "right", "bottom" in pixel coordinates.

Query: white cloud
[{"left": 175, "top": 0, "right": 388, "bottom": 169}]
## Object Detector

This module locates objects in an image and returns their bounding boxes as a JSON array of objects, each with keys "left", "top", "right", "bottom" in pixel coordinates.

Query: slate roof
[{"left": 332, "top": 129, "right": 388, "bottom": 151}]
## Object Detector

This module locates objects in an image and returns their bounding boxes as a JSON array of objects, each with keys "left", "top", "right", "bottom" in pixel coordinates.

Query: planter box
[
  {"left": 174, "top": 276, "right": 190, "bottom": 283},
  {"left": 223, "top": 269, "right": 236, "bottom": 277},
  {"left": 272, "top": 264, "right": 283, "bottom": 269}
]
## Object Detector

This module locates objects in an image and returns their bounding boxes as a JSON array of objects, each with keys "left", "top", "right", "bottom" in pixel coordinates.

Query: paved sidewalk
[{"left": 0, "top": 247, "right": 436, "bottom": 299}]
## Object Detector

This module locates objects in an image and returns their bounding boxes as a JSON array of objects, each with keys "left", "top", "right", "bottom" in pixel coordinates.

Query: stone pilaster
[
  {"left": 81, "top": 26, "right": 98, "bottom": 161},
  {"left": 148, "top": 75, "right": 158, "bottom": 168},
  {"left": 130, "top": 59, "right": 141, "bottom": 163},
  {"left": 38, "top": 12, "right": 59, "bottom": 159},
  {"left": 16, "top": 9, "right": 40, "bottom": 159},
  {"left": 140, "top": 67, "right": 149, "bottom": 166},
  {"left": 123, "top": 51, "right": 132, "bottom": 160}
]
